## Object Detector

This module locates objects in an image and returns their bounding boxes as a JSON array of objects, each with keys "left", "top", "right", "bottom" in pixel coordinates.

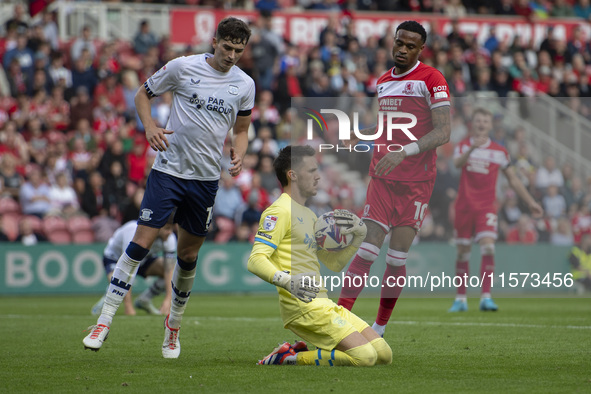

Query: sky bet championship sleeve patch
[
  {"left": 256, "top": 231, "right": 272, "bottom": 240},
  {"left": 263, "top": 215, "right": 278, "bottom": 231}
]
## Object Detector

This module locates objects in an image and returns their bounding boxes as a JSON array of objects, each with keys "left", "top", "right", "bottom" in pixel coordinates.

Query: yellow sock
[
  {"left": 296, "top": 343, "right": 377, "bottom": 367},
  {"left": 370, "top": 337, "right": 392, "bottom": 365}
]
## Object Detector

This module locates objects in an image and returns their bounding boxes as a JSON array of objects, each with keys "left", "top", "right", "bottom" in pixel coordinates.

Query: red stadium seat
[
  {"left": 22, "top": 215, "right": 43, "bottom": 235},
  {"left": 0, "top": 197, "right": 21, "bottom": 215},
  {"left": 43, "top": 216, "right": 72, "bottom": 244},
  {"left": 214, "top": 216, "right": 235, "bottom": 244},
  {"left": 67, "top": 215, "right": 95, "bottom": 244},
  {"left": 2, "top": 213, "right": 20, "bottom": 241}
]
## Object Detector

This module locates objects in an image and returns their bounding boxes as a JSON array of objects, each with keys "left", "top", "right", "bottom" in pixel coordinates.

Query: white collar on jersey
[
  {"left": 391, "top": 61, "right": 421, "bottom": 78},
  {"left": 469, "top": 137, "right": 492, "bottom": 149}
]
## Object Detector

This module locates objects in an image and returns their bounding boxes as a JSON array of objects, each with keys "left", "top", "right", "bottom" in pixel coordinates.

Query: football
[{"left": 314, "top": 211, "right": 354, "bottom": 251}]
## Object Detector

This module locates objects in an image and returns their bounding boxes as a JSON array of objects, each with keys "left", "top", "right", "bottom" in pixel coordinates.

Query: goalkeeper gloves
[
  {"left": 272, "top": 271, "right": 319, "bottom": 303},
  {"left": 333, "top": 209, "right": 367, "bottom": 240}
]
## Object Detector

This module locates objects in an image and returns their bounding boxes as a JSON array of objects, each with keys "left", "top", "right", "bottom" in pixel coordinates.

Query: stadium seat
[
  {"left": 214, "top": 216, "right": 235, "bottom": 243},
  {"left": 22, "top": 215, "right": 44, "bottom": 236},
  {"left": 2, "top": 213, "right": 21, "bottom": 241},
  {"left": 67, "top": 215, "right": 95, "bottom": 244},
  {"left": 0, "top": 197, "right": 21, "bottom": 215},
  {"left": 43, "top": 216, "right": 72, "bottom": 244}
]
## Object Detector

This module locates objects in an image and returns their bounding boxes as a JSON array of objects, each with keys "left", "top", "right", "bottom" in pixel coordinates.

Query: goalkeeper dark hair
[
  {"left": 216, "top": 17, "right": 251, "bottom": 45},
  {"left": 396, "top": 21, "right": 427, "bottom": 44},
  {"left": 274, "top": 145, "right": 316, "bottom": 187}
]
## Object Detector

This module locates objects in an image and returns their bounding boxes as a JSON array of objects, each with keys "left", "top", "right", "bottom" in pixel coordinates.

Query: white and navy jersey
[
  {"left": 144, "top": 53, "right": 255, "bottom": 180},
  {"left": 103, "top": 221, "right": 177, "bottom": 263}
]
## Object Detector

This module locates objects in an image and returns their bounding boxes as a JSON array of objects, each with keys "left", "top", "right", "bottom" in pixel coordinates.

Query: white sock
[
  {"left": 138, "top": 278, "right": 166, "bottom": 302},
  {"left": 455, "top": 295, "right": 467, "bottom": 302},
  {"left": 481, "top": 293, "right": 491, "bottom": 299},
  {"left": 372, "top": 322, "right": 386, "bottom": 337},
  {"left": 98, "top": 253, "right": 140, "bottom": 327},
  {"left": 168, "top": 264, "right": 196, "bottom": 329}
]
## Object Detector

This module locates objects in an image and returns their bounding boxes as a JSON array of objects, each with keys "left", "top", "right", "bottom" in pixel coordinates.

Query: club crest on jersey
[
  {"left": 402, "top": 82, "right": 414, "bottom": 95},
  {"left": 228, "top": 85, "right": 239, "bottom": 95},
  {"left": 263, "top": 215, "right": 278, "bottom": 231},
  {"left": 140, "top": 209, "right": 153, "bottom": 221}
]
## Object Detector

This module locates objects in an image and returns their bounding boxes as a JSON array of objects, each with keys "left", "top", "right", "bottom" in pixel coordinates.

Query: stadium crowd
[{"left": 1, "top": 1, "right": 591, "bottom": 247}]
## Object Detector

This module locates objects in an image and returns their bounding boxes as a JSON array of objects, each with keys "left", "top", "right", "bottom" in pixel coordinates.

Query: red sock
[
  {"left": 375, "top": 264, "right": 406, "bottom": 326},
  {"left": 481, "top": 255, "right": 494, "bottom": 295},
  {"left": 337, "top": 254, "right": 375, "bottom": 310},
  {"left": 456, "top": 260, "right": 469, "bottom": 297}
]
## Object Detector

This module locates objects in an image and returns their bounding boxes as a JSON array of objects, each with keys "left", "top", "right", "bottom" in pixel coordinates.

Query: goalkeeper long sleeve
[{"left": 247, "top": 248, "right": 279, "bottom": 284}]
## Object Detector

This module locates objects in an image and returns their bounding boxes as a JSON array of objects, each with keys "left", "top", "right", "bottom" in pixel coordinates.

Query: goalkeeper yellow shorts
[{"left": 285, "top": 298, "right": 370, "bottom": 350}]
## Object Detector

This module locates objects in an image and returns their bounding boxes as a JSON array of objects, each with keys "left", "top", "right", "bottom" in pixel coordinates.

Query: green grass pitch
[{"left": 1, "top": 294, "right": 590, "bottom": 393}]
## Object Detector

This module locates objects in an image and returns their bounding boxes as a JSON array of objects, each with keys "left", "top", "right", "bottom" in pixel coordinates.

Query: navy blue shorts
[
  {"left": 103, "top": 256, "right": 158, "bottom": 278},
  {"left": 138, "top": 169, "right": 219, "bottom": 236}
]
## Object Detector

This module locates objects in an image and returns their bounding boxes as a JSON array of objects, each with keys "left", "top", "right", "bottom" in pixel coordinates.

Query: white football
[{"left": 314, "top": 211, "right": 353, "bottom": 252}]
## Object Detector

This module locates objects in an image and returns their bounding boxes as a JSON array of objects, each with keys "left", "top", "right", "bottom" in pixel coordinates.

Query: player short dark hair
[
  {"left": 274, "top": 145, "right": 316, "bottom": 187},
  {"left": 216, "top": 17, "right": 251, "bottom": 45},
  {"left": 472, "top": 107, "right": 493, "bottom": 120},
  {"left": 396, "top": 21, "right": 427, "bottom": 44}
]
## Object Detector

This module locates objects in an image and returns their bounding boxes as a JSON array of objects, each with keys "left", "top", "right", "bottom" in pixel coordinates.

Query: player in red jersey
[
  {"left": 337, "top": 21, "right": 452, "bottom": 337},
  {"left": 449, "top": 108, "right": 543, "bottom": 312}
]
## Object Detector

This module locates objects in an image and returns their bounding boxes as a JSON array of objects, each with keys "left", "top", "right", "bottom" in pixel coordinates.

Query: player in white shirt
[
  {"left": 83, "top": 17, "right": 255, "bottom": 358},
  {"left": 90, "top": 219, "right": 177, "bottom": 317}
]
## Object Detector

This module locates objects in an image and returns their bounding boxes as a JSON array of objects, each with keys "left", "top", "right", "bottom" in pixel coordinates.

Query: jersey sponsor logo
[
  {"left": 206, "top": 97, "right": 232, "bottom": 114},
  {"left": 228, "top": 85, "right": 239, "bottom": 95},
  {"left": 256, "top": 231, "right": 272, "bottom": 240},
  {"left": 304, "top": 233, "right": 317, "bottom": 250},
  {"left": 433, "top": 85, "right": 447, "bottom": 92},
  {"left": 263, "top": 215, "right": 278, "bottom": 230},
  {"left": 402, "top": 82, "right": 414, "bottom": 95},
  {"left": 434, "top": 91, "right": 448, "bottom": 99},
  {"left": 140, "top": 208, "right": 153, "bottom": 221},
  {"left": 190, "top": 93, "right": 206, "bottom": 109},
  {"left": 467, "top": 159, "right": 490, "bottom": 174}
]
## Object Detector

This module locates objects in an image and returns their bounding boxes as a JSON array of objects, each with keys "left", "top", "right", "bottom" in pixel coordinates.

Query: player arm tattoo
[{"left": 417, "top": 106, "right": 451, "bottom": 153}]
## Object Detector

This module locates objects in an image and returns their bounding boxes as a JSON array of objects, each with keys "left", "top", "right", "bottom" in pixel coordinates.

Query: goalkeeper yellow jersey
[{"left": 252, "top": 193, "right": 328, "bottom": 325}]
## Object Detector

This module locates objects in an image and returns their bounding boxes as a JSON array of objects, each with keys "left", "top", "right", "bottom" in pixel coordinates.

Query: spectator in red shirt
[
  {"left": 506, "top": 214, "right": 538, "bottom": 244},
  {"left": 94, "top": 72, "right": 125, "bottom": 114},
  {"left": 127, "top": 135, "right": 147, "bottom": 185}
]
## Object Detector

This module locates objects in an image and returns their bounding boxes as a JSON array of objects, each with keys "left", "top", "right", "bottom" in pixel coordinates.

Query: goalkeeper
[{"left": 248, "top": 145, "right": 392, "bottom": 367}]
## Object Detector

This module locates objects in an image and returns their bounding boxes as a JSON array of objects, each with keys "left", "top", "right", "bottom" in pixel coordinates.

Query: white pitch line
[{"left": 3, "top": 314, "right": 590, "bottom": 330}]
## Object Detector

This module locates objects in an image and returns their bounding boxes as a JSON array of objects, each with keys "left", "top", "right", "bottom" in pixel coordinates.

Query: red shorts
[
  {"left": 454, "top": 208, "right": 498, "bottom": 245},
  {"left": 363, "top": 178, "right": 435, "bottom": 232}
]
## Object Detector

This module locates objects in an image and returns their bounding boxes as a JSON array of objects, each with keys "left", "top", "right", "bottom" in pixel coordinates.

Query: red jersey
[
  {"left": 455, "top": 137, "right": 510, "bottom": 212},
  {"left": 370, "top": 61, "right": 450, "bottom": 181}
]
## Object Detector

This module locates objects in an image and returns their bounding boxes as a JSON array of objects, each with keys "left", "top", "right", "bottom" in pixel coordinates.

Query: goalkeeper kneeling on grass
[{"left": 247, "top": 145, "right": 392, "bottom": 366}]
